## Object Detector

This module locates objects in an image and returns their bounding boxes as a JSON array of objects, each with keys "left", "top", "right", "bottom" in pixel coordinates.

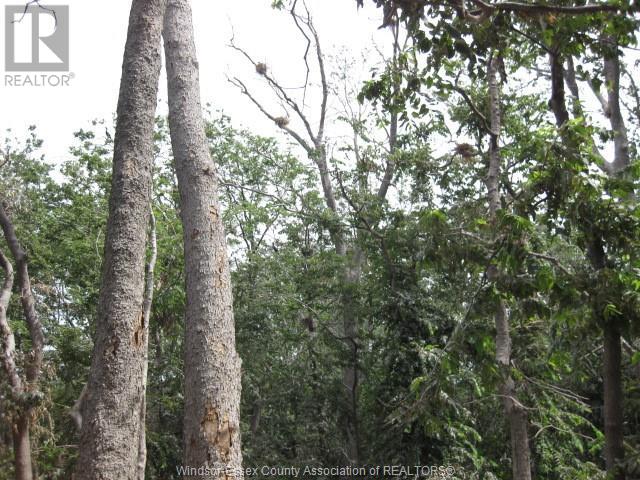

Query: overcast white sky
[{"left": 0, "top": 0, "right": 388, "bottom": 166}]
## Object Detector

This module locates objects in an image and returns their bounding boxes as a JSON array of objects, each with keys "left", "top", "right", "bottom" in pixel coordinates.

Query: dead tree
[{"left": 229, "top": 1, "right": 401, "bottom": 465}]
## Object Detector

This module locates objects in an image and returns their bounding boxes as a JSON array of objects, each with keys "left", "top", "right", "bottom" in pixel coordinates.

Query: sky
[{"left": 0, "top": 0, "right": 389, "bottom": 166}]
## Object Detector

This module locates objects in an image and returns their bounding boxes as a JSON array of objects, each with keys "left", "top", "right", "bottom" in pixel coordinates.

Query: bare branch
[
  {"left": 228, "top": 38, "right": 316, "bottom": 143},
  {"left": 302, "top": 8, "right": 329, "bottom": 142},
  {"left": 228, "top": 76, "right": 314, "bottom": 154},
  {"left": 508, "top": 24, "right": 551, "bottom": 54},
  {"left": 289, "top": 0, "right": 312, "bottom": 104},
  {"left": 580, "top": 72, "right": 610, "bottom": 117},
  {"left": 563, "top": 56, "right": 581, "bottom": 102},
  {"left": 522, "top": 371, "right": 588, "bottom": 405},
  {"left": 562, "top": 55, "right": 609, "bottom": 116},
  {"left": 228, "top": 5, "right": 343, "bottom": 251}
]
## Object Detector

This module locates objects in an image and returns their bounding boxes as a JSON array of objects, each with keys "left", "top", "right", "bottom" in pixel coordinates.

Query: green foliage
[{"left": 2, "top": 3, "right": 640, "bottom": 476}]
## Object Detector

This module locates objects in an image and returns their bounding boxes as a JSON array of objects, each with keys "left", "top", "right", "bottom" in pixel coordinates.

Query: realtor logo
[{"left": 5, "top": 4, "right": 69, "bottom": 72}]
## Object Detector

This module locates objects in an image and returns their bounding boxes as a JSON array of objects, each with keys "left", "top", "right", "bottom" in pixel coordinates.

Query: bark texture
[
  {"left": 74, "top": 1, "right": 167, "bottom": 478},
  {"left": 229, "top": 8, "right": 401, "bottom": 464},
  {"left": 163, "top": 1, "right": 243, "bottom": 476},
  {"left": 486, "top": 56, "right": 532, "bottom": 480}
]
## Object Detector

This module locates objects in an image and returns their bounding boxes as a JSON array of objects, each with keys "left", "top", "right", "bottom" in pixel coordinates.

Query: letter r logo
[{"left": 5, "top": 4, "right": 69, "bottom": 72}]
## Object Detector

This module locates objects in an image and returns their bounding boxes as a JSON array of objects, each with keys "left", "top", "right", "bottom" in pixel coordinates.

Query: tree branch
[
  {"left": 377, "top": 21, "right": 400, "bottom": 200},
  {"left": 468, "top": 0, "right": 621, "bottom": 15},
  {"left": 527, "top": 251, "right": 571, "bottom": 276},
  {"left": 0, "top": 201, "right": 44, "bottom": 386},
  {"left": 289, "top": 0, "right": 312, "bottom": 105},
  {"left": 451, "top": 83, "right": 496, "bottom": 136},
  {"left": 228, "top": 76, "right": 314, "bottom": 154},
  {"left": 229, "top": 38, "right": 316, "bottom": 143}
]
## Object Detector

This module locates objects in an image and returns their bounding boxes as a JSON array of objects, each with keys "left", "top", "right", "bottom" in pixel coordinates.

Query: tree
[
  {"left": 74, "top": 0, "right": 167, "bottom": 478},
  {"left": 0, "top": 202, "right": 45, "bottom": 480},
  {"left": 163, "top": 0, "right": 244, "bottom": 475},
  {"left": 1, "top": 1, "right": 639, "bottom": 477},
  {"left": 543, "top": 18, "right": 635, "bottom": 478},
  {"left": 485, "top": 54, "right": 532, "bottom": 480},
  {"left": 137, "top": 210, "right": 157, "bottom": 480},
  {"left": 230, "top": 2, "right": 403, "bottom": 463}
]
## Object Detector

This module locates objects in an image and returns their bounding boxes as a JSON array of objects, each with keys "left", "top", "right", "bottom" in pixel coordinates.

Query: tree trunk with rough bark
[
  {"left": 486, "top": 56, "right": 532, "bottom": 480},
  {"left": 74, "top": 1, "right": 166, "bottom": 478},
  {"left": 163, "top": 1, "right": 243, "bottom": 476}
]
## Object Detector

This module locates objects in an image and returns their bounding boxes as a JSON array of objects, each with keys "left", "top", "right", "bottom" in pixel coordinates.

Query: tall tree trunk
[
  {"left": 163, "top": 1, "right": 243, "bottom": 476},
  {"left": 486, "top": 56, "right": 532, "bottom": 480},
  {"left": 340, "top": 251, "right": 363, "bottom": 466},
  {"left": 601, "top": 36, "right": 628, "bottom": 480},
  {"left": 550, "top": 41, "right": 628, "bottom": 479},
  {"left": 587, "top": 236, "right": 625, "bottom": 480},
  {"left": 137, "top": 211, "right": 158, "bottom": 480},
  {"left": 12, "top": 415, "right": 32, "bottom": 480},
  {"left": 604, "top": 323, "right": 625, "bottom": 480},
  {"left": 74, "top": 1, "right": 167, "bottom": 478}
]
